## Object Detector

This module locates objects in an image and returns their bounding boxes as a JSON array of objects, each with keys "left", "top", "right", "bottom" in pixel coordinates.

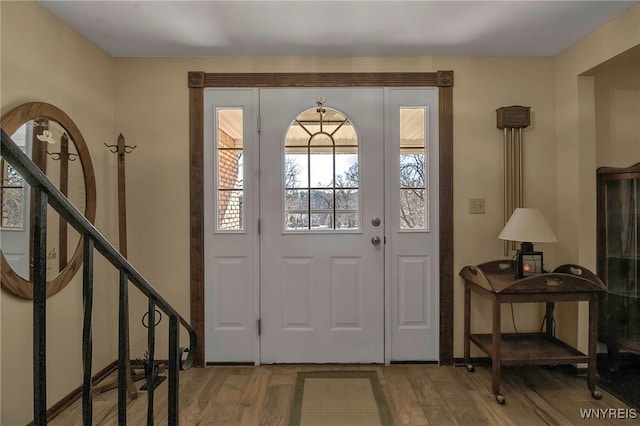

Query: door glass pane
[
  {"left": 335, "top": 153, "right": 358, "bottom": 187},
  {"left": 336, "top": 188, "right": 359, "bottom": 230},
  {"left": 336, "top": 189, "right": 359, "bottom": 210},
  {"left": 285, "top": 154, "right": 308, "bottom": 188},
  {"left": 399, "top": 107, "right": 428, "bottom": 230},
  {"left": 286, "top": 213, "right": 309, "bottom": 230},
  {"left": 217, "top": 108, "right": 244, "bottom": 231},
  {"left": 310, "top": 133, "right": 333, "bottom": 146},
  {"left": 285, "top": 189, "right": 309, "bottom": 230},
  {"left": 310, "top": 189, "right": 333, "bottom": 209},
  {"left": 311, "top": 212, "right": 333, "bottom": 230},
  {"left": 309, "top": 151, "right": 333, "bottom": 188},
  {"left": 285, "top": 189, "right": 308, "bottom": 212},
  {"left": 336, "top": 212, "right": 359, "bottom": 229},
  {"left": 284, "top": 107, "right": 359, "bottom": 231},
  {"left": 400, "top": 188, "right": 426, "bottom": 229}
]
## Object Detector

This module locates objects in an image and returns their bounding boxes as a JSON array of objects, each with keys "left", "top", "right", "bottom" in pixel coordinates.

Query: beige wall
[
  {"left": 114, "top": 56, "right": 557, "bottom": 359},
  {"left": 593, "top": 45, "right": 640, "bottom": 168},
  {"left": 0, "top": 2, "right": 117, "bottom": 425},
  {"left": 554, "top": 4, "right": 640, "bottom": 351},
  {"left": 114, "top": 4, "right": 640, "bottom": 363},
  {"left": 1, "top": 1, "right": 639, "bottom": 423}
]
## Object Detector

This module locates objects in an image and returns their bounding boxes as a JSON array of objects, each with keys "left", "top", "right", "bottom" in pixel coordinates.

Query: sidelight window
[
  {"left": 399, "top": 107, "right": 428, "bottom": 230},
  {"left": 216, "top": 108, "right": 244, "bottom": 231},
  {"left": 0, "top": 159, "right": 24, "bottom": 229},
  {"left": 1, "top": 123, "right": 29, "bottom": 230},
  {"left": 284, "top": 106, "right": 359, "bottom": 231}
]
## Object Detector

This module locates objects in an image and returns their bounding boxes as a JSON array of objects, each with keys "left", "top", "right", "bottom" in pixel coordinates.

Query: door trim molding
[{"left": 188, "top": 71, "right": 454, "bottom": 367}]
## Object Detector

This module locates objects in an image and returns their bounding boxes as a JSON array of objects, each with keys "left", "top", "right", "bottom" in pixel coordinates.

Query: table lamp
[{"left": 498, "top": 208, "right": 558, "bottom": 278}]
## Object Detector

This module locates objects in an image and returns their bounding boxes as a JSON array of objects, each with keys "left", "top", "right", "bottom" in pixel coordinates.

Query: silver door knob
[{"left": 371, "top": 236, "right": 381, "bottom": 246}]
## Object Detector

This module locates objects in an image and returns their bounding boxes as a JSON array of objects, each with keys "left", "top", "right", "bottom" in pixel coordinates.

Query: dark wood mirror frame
[
  {"left": 1, "top": 102, "right": 97, "bottom": 299},
  {"left": 188, "top": 71, "right": 454, "bottom": 366}
]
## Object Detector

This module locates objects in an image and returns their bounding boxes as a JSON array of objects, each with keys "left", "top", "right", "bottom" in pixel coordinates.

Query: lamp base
[{"left": 520, "top": 241, "right": 534, "bottom": 253}]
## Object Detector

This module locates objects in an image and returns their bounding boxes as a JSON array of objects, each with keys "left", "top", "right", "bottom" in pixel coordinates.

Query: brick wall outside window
[{"left": 218, "top": 130, "right": 243, "bottom": 230}]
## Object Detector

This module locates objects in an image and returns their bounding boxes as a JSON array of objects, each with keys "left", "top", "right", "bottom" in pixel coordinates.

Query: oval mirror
[{"left": 1, "top": 102, "right": 96, "bottom": 299}]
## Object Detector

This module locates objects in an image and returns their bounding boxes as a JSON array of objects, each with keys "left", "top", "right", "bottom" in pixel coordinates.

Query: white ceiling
[{"left": 38, "top": 1, "right": 638, "bottom": 58}]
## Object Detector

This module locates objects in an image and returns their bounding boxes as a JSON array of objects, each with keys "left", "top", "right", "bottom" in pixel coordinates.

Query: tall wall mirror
[{"left": 1, "top": 102, "right": 96, "bottom": 299}]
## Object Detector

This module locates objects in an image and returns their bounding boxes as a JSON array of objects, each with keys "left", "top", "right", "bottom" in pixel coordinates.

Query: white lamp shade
[{"left": 498, "top": 208, "right": 558, "bottom": 243}]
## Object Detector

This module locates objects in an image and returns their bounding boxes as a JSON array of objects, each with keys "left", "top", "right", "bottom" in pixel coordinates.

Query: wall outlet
[{"left": 469, "top": 198, "right": 485, "bottom": 214}]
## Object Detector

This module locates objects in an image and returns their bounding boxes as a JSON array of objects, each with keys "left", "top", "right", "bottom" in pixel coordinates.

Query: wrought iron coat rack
[{"left": 102, "top": 134, "right": 139, "bottom": 398}]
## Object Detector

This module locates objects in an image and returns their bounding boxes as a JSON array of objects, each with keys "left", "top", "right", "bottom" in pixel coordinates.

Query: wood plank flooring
[{"left": 49, "top": 364, "right": 639, "bottom": 425}]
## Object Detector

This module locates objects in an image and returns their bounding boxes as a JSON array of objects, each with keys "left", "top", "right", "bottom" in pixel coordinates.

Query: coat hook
[
  {"left": 104, "top": 142, "right": 118, "bottom": 153},
  {"left": 46, "top": 152, "right": 78, "bottom": 161},
  {"left": 47, "top": 134, "right": 77, "bottom": 161},
  {"left": 104, "top": 140, "right": 137, "bottom": 157}
]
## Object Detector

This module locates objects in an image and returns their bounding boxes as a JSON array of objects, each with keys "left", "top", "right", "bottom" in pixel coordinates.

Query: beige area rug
[{"left": 289, "top": 371, "right": 393, "bottom": 426}]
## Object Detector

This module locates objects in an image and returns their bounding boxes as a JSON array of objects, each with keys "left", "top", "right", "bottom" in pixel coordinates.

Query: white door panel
[
  {"left": 204, "top": 89, "right": 259, "bottom": 363},
  {"left": 259, "top": 88, "right": 385, "bottom": 363},
  {"left": 386, "top": 88, "right": 439, "bottom": 361}
]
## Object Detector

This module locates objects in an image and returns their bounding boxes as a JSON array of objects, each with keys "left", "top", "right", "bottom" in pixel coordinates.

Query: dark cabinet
[{"left": 597, "top": 163, "right": 640, "bottom": 364}]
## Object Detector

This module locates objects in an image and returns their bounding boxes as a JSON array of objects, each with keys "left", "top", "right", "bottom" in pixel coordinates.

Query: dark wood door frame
[{"left": 188, "top": 71, "right": 454, "bottom": 367}]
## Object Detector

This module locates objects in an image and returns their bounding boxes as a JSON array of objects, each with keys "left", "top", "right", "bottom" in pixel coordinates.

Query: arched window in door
[{"left": 284, "top": 105, "right": 359, "bottom": 231}]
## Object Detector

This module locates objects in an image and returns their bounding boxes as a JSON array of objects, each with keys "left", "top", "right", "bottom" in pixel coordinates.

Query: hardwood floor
[{"left": 49, "top": 364, "right": 638, "bottom": 425}]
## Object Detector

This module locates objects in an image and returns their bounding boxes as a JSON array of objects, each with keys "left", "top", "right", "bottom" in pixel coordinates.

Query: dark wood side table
[{"left": 460, "top": 260, "right": 606, "bottom": 404}]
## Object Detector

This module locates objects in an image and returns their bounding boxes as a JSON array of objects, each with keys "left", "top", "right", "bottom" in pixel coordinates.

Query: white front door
[
  {"left": 259, "top": 88, "right": 385, "bottom": 363},
  {"left": 204, "top": 87, "right": 439, "bottom": 364}
]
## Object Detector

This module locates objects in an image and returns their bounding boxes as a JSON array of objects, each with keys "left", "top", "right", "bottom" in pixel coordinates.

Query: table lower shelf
[{"left": 470, "top": 333, "right": 591, "bottom": 366}]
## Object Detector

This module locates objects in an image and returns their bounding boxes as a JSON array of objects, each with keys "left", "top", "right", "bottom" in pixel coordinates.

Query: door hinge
[
  {"left": 257, "top": 115, "right": 261, "bottom": 133},
  {"left": 257, "top": 318, "right": 261, "bottom": 335},
  {"left": 258, "top": 218, "right": 261, "bottom": 235}
]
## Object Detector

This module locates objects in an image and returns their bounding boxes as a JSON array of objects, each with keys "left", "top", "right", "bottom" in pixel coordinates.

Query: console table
[{"left": 460, "top": 260, "right": 606, "bottom": 404}]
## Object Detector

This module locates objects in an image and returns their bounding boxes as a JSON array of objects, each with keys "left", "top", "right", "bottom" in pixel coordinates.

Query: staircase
[{"left": 1, "top": 129, "right": 197, "bottom": 425}]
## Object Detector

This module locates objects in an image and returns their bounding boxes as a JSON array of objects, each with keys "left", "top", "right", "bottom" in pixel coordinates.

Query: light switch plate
[{"left": 469, "top": 198, "right": 485, "bottom": 214}]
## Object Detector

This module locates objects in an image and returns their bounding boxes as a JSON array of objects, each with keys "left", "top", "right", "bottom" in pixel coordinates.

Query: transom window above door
[{"left": 284, "top": 106, "right": 360, "bottom": 231}]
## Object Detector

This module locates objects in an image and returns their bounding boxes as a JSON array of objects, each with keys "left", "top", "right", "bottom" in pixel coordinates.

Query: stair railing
[{"left": 1, "top": 129, "right": 197, "bottom": 425}]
